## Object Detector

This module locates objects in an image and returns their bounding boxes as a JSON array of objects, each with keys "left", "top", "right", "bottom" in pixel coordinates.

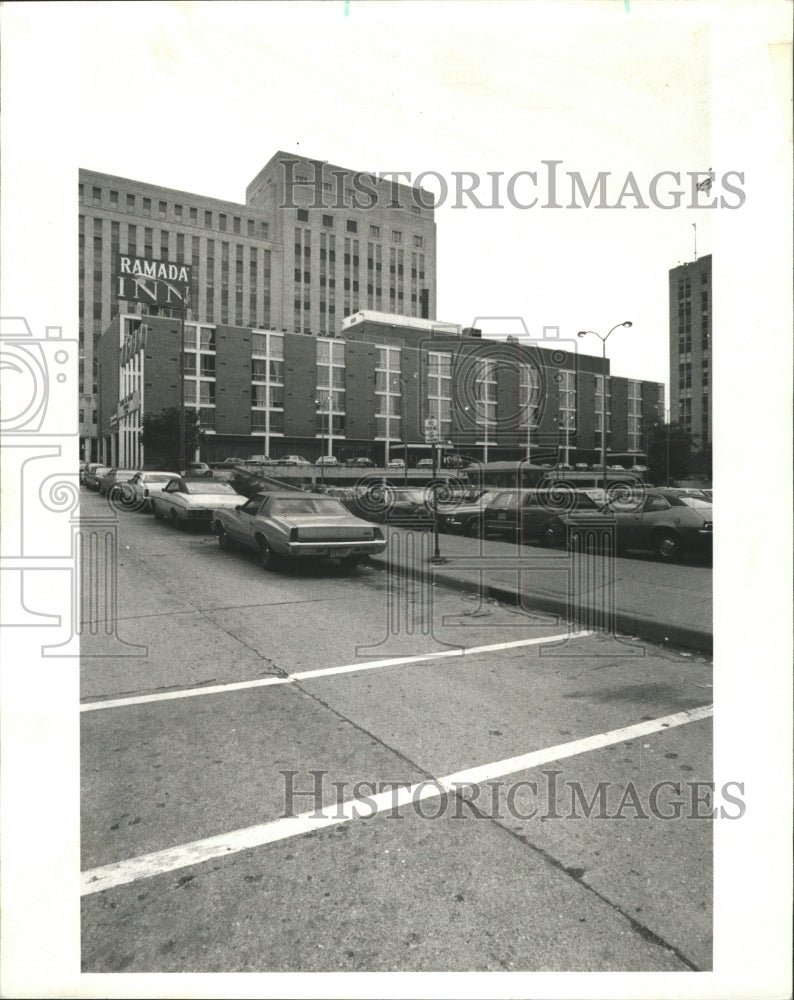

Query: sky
[{"left": 66, "top": 0, "right": 718, "bottom": 390}]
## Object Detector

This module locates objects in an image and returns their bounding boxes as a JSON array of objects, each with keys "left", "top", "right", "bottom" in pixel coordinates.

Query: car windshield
[
  {"left": 145, "top": 473, "right": 175, "bottom": 482},
  {"left": 269, "top": 498, "right": 347, "bottom": 517},
  {"left": 678, "top": 496, "right": 712, "bottom": 508},
  {"left": 183, "top": 482, "right": 235, "bottom": 494}
]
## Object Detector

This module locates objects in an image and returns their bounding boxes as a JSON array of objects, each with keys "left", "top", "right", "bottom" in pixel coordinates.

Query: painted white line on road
[
  {"left": 80, "top": 629, "right": 594, "bottom": 713},
  {"left": 81, "top": 702, "right": 712, "bottom": 896}
]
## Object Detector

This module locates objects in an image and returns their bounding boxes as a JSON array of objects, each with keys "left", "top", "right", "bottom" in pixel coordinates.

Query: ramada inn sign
[{"left": 115, "top": 254, "right": 192, "bottom": 307}]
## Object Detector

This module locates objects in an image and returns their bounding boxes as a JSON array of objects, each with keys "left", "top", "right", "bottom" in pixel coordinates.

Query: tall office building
[
  {"left": 669, "top": 254, "right": 711, "bottom": 448},
  {"left": 78, "top": 152, "right": 437, "bottom": 458}
]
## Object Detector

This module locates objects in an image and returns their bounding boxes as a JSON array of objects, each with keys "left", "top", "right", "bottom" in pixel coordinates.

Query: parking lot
[{"left": 76, "top": 485, "right": 719, "bottom": 973}]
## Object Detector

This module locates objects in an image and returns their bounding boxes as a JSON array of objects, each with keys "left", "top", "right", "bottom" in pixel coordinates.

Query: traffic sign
[{"left": 424, "top": 417, "right": 439, "bottom": 442}]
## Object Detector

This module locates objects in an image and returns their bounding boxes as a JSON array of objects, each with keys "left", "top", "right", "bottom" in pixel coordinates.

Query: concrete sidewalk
[{"left": 368, "top": 527, "right": 713, "bottom": 653}]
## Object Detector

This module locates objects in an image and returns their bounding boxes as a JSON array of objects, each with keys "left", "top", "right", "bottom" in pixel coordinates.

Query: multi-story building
[
  {"left": 669, "top": 254, "right": 711, "bottom": 447},
  {"left": 96, "top": 310, "right": 663, "bottom": 470},
  {"left": 79, "top": 152, "right": 437, "bottom": 458}
]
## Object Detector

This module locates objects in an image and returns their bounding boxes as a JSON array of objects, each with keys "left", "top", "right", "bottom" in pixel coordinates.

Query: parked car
[
  {"left": 315, "top": 455, "right": 339, "bottom": 466},
  {"left": 345, "top": 485, "right": 435, "bottom": 529},
  {"left": 246, "top": 455, "right": 276, "bottom": 465},
  {"left": 416, "top": 458, "right": 434, "bottom": 468},
  {"left": 437, "top": 491, "right": 503, "bottom": 536},
  {"left": 345, "top": 457, "right": 375, "bottom": 468},
  {"left": 81, "top": 462, "right": 103, "bottom": 486},
  {"left": 543, "top": 488, "right": 712, "bottom": 561},
  {"left": 150, "top": 478, "right": 247, "bottom": 527},
  {"left": 277, "top": 455, "right": 311, "bottom": 466},
  {"left": 83, "top": 464, "right": 110, "bottom": 490},
  {"left": 126, "top": 470, "right": 179, "bottom": 510},
  {"left": 386, "top": 458, "right": 405, "bottom": 468},
  {"left": 182, "top": 462, "right": 213, "bottom": 478},
  {"left": 483, "top": 487, "right": 607, "bottom": 544},
  {"left": 98, "top": 468, "right": 138, "bottom": 497},
  {"left": 222, "top": 457, "right": 245, "bottom": 466},
  {"left": 212, "top": 491, "right": 387, "bottom": 571}
]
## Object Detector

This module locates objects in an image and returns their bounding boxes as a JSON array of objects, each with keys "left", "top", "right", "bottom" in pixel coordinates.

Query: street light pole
[{"left": 577, "top": 321, "right": 633, "bottom": 488}]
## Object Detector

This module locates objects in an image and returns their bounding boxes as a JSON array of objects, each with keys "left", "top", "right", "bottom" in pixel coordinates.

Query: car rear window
[
  {"left": 183, "top": 482, "right": 235, "bottom": 494},
  {"left": 678, "top": 496, "right": 711, "bottom": 508},
  {"left": 270, "top": 499, "right": 347, "bottom": 516}
]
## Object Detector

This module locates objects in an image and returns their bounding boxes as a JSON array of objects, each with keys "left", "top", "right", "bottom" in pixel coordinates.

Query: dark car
[
  {"left": 346, "top": 485, "right": 435, "bottom": 529},
  {"left": 98, "top": 468, "right": 138, "bottom": 497},
  {"left": 544, "top": 488, "right": 713, "bottom": 561},
  {"left": 484, "top": 487, "right": 607, "bottom": 544},
  {"left": 437, "top": 490, "right": 503, "bottom": 536},
  {"left": 344, "top": 457, "right": 375, "bottom": 468}
]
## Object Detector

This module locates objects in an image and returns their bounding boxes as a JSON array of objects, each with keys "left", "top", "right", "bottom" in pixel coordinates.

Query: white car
[
  {"left": 278, "top": 455, "right": 311, "bottom": 466},
  {"left": 315, "top": 455, "right": 339, "bottom": 466},
  {"left": 387, "top": 458, "right": 405, "bottom": 468},
  {"left": 150, "top": 478, "right": 247, "bottom": 527},
  {"left": 126, "top": 471, "right": 179, "bottom": 510}
]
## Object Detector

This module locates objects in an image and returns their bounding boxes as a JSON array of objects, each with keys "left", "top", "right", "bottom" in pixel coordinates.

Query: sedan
[
  {"left": 544, "top": 489, "right": 713, "bottom": 561},
  {"left": 344, "top": 457, "right": 375, "bottom": 468},
  {"left": 437, "top": 491, "right": 502, "bottom": 536},
  {"left": 183, "top": 462, "right": 213, "bottom": 478},
  {"left": 83, "top": 465, "right": 111, "bottom": 490},
  {"left": 484, "top": 488, "right": 607, "bottom": 544},
  {"left": 150, "top": 478, "right": 247, "bottom": 527},
  {"left": 212, "top": 492, "right": 387, "bottom": 571},
  {"left": 126, "top": 470, "right": 179, "bottom": 510},
  {"left": 277, "top": 455, "right": 311, "bottom": 466},
  {"left": 98, "top": 468, "right": 139, "bottom": 497},
  {"left": 315, "top": 455, "right": 339, "bottom": 466},
  {"left": 386, "top": 458, "right": 405, "bottom": 468},
  {"left": 344, "top": 486, "right": 435, "bottom": 529}
]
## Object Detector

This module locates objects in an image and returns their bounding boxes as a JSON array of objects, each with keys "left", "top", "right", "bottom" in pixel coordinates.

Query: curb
[{"left": 367, "top": 553, "right": 713, "bottom": 656}]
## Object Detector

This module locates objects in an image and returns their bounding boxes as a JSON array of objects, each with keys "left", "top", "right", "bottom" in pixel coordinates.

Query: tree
[
  {"left": 644, "top": 419, "right": 695, "bottom": 485},
  {"left": 139, "top": 407, "right": 203, "bottom": 470}
]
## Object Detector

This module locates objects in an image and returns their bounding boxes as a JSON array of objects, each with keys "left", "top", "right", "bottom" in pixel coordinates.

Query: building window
[
  {"left": 126, "top": 193, "right": 135, "bottom": 212},
  {"left": 158, "top": 200, "right": 167, "bottom": 218},
  {"left": 413, "top": 235, "right": 423, "bottom": 248},
  {"left": 594, "top": 374, "right": 611, "bottom": 434},
  {"left": 109, "top": 190, "right": 118, "bottom": 208},
  {"left": 369, "top": 225, "right": 381, "bottom": 238},
  {"left": 426, "top": 351, "right": 452, "bottom": 439},
  {"left": 558, "top": 370, "right": 576, "bottom": 433},
  {"left": 316, "top": 339, "right": 346, "bottom": 441},
  {"left": 175, "top": 204, "right": 183, "bottom": 220},
  {"left": 204, "top": 210, "right": 212, "bottom": 227},
  {"left": 346, "top": 220, "right": 357, "bottom": 233},
  {"left": 251, "top": 331, "right": 285, "bottom": 442},
  {"left": 183, "top": 324, "right": 217, "bottom": 428},
  {"left": 519, "top": 363, "right": 540, "bottom": 431},
  {"left": 473, "top": 360, "right": 498, "bottom": 443},
  {"left": 392, "top": 230, "right": 402, "bottom": 244},
  {"left": 297, "top": 208, "right": 309, "bottom": 222},
  {"left": 219, "top": 213, "right": 227, "bottom": 231},
  {"left": 142, "top": 197, "right": 151, "bottom": 215},
  {"left": 190, "top": 207, "right": 198, "bottom": 222},
  {"left": 92, "top": 186, "right": 101, "bottom": 204},
  {"left": 628, "top": 379, "right": 642, "bottom": 452},
  {"left": 374, "top": 346, "right": 402, "bottom": 441},
  {"left": 322, "top": 214, "right": 333, "bottom": 228}
]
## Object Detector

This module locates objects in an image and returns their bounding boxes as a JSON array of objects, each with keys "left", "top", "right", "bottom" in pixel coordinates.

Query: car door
[
  {"left": 638, "top": 493, "right": 674, "bottom": 549},
  {"left": 486, "top": 492, "right": 519, "bottom": 538},
  {"left": 608, "top": 492, "right": 647, "bottom": 549},
  {"left": 230, "top": 495, "right": 266, "bottom": 547},
  {"left": 519, "top": 491, "right": 547, "bottom": 540}
]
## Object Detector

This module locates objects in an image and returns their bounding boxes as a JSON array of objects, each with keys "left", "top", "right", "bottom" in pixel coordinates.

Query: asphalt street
[{"left": 80, "top": 489, "right": 715, "bottom": 973}]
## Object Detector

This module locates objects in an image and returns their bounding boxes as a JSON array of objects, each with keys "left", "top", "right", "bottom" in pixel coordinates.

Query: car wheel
[
  {"left": 655, "top": 531, "right": 682, "bottom": 561},
  {"left": 152, "top": 504, "right": 163, "bottom": 520},
  {"left": 539, "top": 521, "right": 559, "bottom": 546},
  {"left": 170, "top": 509, "right": 183, "bottom": 530},
  {"left": 339, "top": 554, "right": 361, "bottom": 571},
  {"left": 258, "top": 537, "right": 278, "bottom": 571},
  {"left": 217, "top": 524, "right": 235, "bottom": 551},
  {"left": 466, "top": 518, "right": 485, "bottom": 538}
]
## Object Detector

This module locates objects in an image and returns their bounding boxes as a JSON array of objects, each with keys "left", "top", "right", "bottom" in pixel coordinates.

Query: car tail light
[{"left": 373, "top": 527, "right": 384, "bottom": 540}]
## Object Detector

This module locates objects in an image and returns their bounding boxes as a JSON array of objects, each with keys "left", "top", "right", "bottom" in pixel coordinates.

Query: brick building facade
[{"left": 97, "top": 311, "right": 664, "bottom": 470}]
